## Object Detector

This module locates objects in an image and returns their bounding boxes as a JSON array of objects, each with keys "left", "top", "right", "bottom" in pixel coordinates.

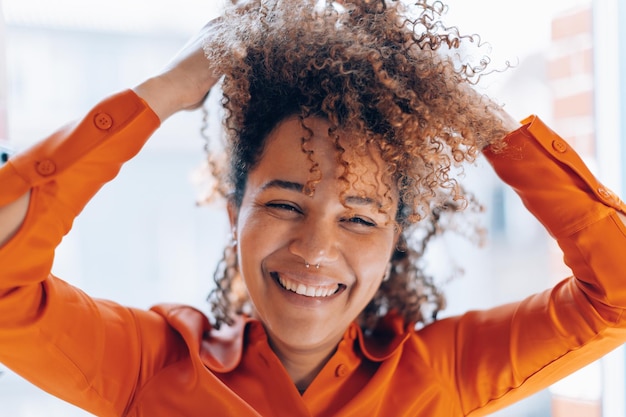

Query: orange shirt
[{"left": 1, "top": 90, "right": 625, "bottom": 417}]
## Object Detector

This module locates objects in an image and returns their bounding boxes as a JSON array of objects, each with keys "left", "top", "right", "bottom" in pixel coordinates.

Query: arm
[
  {"left": 0, "top": 20, "right": 221, "bottom": 416},
  {"left": 0, "top": 90, "right": 162, "bottom": 416},
  {"left": 449, "top": 116, "right": 626, "bottom": 416},
  {"left": 133, "top": 19, "right": 221, "bottom": 121},
  {"left": 0, "top": 19, "right": 219, "bottom": 249}
]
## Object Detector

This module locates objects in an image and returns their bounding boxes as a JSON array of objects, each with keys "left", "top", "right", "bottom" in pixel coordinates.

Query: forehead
[
  {"left": 243, "top": 115, "right": 399, "bottom": 220},
  {"left": 258, "top": 116, "right": 386, "bottom": 183}
]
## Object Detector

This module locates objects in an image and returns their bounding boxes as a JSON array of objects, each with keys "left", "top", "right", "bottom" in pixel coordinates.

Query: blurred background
[{"left": 0, "top": 0, "right": 624, "bottom": 416}]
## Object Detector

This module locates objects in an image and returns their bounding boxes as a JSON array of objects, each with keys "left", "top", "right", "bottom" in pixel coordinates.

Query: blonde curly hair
[{"left": 203, "top": 0, "right": 510, "bottom": 330}]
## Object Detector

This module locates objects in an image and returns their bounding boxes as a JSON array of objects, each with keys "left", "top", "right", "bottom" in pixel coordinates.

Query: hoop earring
[{"left": 395, "top": 236, "right": 407, "bottom": 253}]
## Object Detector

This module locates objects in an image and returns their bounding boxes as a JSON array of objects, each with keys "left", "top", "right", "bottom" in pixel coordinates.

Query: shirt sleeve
[
  {"left": 0, "top": 90, "right": 181, "bottom": 417},
  {"left": 425, "top": 116, "right": 626, "bottom": 416}
]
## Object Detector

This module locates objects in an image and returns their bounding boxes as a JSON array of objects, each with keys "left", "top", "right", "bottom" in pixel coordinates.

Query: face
[{"left": 230, "top": 116, "right": 400, "bottom": 355}]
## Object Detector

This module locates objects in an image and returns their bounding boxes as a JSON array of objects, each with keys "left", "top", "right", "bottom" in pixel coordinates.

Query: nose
[{"left": 288, "top": 216, "right": 339, "bottom": 268}]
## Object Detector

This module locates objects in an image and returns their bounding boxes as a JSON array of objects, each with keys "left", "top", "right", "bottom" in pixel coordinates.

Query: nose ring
[{"left": 305, "top": 262, "right": 320, "bottom": 269}]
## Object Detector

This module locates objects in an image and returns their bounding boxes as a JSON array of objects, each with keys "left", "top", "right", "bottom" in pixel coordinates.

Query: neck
[{"left": 267, "top": 336, "right": 340, "bottom": 392}]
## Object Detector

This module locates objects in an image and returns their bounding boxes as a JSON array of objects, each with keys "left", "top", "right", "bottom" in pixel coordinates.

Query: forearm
[
  {"left": 484, "top": 115, "right": 626, "bottom": 303},
  {"left": 1, "top": 44, "right": 216, "bottom": 249},
  {"left": 0, "top": 90, "right": 160, "bottom": 290},
  {"left": 449, "top": 119, "right": 626, "bottom": 415}
]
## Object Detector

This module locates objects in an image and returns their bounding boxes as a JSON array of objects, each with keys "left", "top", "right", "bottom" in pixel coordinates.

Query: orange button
[
  {"left": 597, "top": 187, "right": 617, "bottom": 203},
  {"left": 348, "top": 326, "right": 357, "bottom": 339},
  {"left": 552, "top": 139, "right": 567, "bottom": 153},
  {"left": 36, "top": 159, "right": 56, "bottom": 176},
  {"left": 335, "top": 364, "right": 348, "bottom": 378},
  {"left": 94, "top": 112, "right": 113, "bottom": 130},
  {"left": 598, "top": 187, "right": 610, "bottom": 198}
]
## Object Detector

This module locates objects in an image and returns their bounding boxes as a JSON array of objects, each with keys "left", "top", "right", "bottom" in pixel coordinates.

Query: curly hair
[{"left": 203, "top": 0, "right": 511, "bottom": 331}]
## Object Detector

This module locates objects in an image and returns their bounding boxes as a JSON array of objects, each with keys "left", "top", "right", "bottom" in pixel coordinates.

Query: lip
[{"left": 270, "top": 271, "right": 347, "bottom": 305}]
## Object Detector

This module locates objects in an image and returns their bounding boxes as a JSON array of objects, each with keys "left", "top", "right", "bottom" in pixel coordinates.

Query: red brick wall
[
  {"left": 548, "top": 6, "right": 595, "bottom": 157},
  {"left": 548, "top": 4, "right": 601, "bottom": 417},
  {"left": 552, "top": 396, "right": 601, "bottom": 417}
]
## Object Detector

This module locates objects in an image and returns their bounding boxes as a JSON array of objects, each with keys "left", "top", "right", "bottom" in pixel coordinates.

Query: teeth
[
  {"left": 297, "top": 283, "right": 307, "bottom": 295},
  {"left": 305, "top": 285, "right": 316, "bottom": 297},
  {"left": 278, "top": 275, "right": 338, "bottom": 298}
]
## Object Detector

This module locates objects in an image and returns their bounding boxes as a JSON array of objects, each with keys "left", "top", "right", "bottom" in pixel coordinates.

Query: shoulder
[{"left": 150, "top": 304, "right": 253, "bottom": 372}]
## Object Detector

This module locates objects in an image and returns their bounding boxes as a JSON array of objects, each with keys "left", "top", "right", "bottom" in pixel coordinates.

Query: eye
[
  {"left": 265, "top": 201, "right": 301, "bottom": 213},
  {"left": 344, "top": 216, "right": 377, "bottom": 228},
  {"left": 265, "top": 201, "right": 302, "bottom": 215}
]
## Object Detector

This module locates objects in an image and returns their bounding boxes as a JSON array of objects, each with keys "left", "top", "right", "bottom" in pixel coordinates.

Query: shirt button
[
  {"left": 36, "top": 159, "right": 56, "bottom": 176},
  {"left": 598, "top": 187, "right": 614, "bottom": 201},
  {"left": 552, "top": 139, "right": 568, "bottom": 153},
  {"left": 94, "top": 112, "right": 113, "bottom": 130},
  {"left": 348, "top": 326, "right": 357, "bottom": 339},
  {"left": 335, "top": 364, "right": 348, "bottom": 378}
]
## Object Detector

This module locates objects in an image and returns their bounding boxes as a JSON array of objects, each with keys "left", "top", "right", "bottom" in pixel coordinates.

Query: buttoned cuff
[
  {"left": 0, "top": 90, "right": 160, "bottom": 212},
  {"left": 483, "top": 115, "right": 626, "bottom": 238},
  {"left": 0, "top": 90, "right": 161, "bottom": 287}
]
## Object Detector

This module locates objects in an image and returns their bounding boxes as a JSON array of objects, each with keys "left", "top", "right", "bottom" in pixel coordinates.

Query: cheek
[
  {"left": 346, "top": 233, "right": 395, "bottom": 285},
  {"left": 238, "top": 206, "right": 290, "bottom": 239},
  {"left": 237, "top": 213, "right": 268, "bottom": 264},
  {"left": 235, "top": 209, "right": 288, "bottom": 273}
]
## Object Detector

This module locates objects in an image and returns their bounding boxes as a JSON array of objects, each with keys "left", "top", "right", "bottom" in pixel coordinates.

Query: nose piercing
[{"left": 305, "top": 262, "right": 320, "bottom": 269}]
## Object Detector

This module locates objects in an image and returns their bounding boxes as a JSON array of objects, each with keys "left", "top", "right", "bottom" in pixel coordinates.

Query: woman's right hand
[
  {"left": 132, "top": 18, "right": 222, "bottom": 122},
  {"left": 134, "top": 0, "right": 262, "bottom": 121}
]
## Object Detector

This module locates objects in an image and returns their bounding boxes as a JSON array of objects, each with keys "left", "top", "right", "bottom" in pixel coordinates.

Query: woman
[{"left": 1, "top": 0, "right": 625, "bottom": 416}]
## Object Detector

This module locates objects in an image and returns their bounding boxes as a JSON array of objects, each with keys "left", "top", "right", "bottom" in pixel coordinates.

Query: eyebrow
[
  {"left": 261, "top": 179, "right": 381, "bottom": 207},
  {"left": 261, "top": 179, "right": 305, "bottom": 193}
]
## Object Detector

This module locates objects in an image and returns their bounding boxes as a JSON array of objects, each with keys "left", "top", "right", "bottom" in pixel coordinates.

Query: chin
[{"left": 264, "top": 315, "right": 346, "bottom": 350}]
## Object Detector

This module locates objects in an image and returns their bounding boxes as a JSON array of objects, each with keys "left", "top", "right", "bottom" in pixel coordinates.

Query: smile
[{"left": 271, "top": 272, "right": 343, "bottom": 298}]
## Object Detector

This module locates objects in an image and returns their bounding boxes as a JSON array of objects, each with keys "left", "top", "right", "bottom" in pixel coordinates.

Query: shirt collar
[{"left": 156, "top": 304, "right": 412, "bottom": 372}]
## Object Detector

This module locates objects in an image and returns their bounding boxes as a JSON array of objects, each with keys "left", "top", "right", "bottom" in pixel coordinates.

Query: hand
[
  {"left": 133, "top": 19, "right": 222, "bottom": 121},
  {"left": 484, "top": 99, "right": 521, "bottom": 134},
  {"left": 459, "top": 83, "right": 520, "bottom": 134},
  {"left": 446, "top": 82, "right": 521, "bottom": 153}
]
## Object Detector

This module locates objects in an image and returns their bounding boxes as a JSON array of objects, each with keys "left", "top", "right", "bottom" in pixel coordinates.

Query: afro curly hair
[{"left": 203, "top": 0, "right": 511, "bottom": 331}]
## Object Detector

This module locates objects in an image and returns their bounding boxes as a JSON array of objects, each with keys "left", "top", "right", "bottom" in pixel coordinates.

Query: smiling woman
[
  {"left": 1, "top": 1, "right": 626, "bottom": 417},
  {"left": 229, "top": 116, "right": 400, "bottom": 390},
  {"left": 204, "top": 0, "right": 515, "bottom": 338}
]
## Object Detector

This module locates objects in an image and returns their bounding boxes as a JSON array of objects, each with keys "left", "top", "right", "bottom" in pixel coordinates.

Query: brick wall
[
  {"left": 548, "top": 3, "right": 602, "bottom": 417},
  {"left": 548, "top": 5, "right": 595, "bottom": 157},
  {"left": 552, "top": 396, "right": 601, "bottom": 417}
]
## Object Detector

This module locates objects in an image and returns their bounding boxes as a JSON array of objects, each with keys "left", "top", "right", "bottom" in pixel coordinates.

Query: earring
[
  {"left": 382, "top": 262, "right": 392, "bottom": 282},
  {"left": 305, "top": 262, "right": 320, "bottom": 269},
  {"left": 395, "top": 235, "right": 407, "bottom": 253}
]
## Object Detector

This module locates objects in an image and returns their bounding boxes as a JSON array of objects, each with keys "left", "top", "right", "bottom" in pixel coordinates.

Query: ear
[
  {"left": 227, "top": 198, "right": 239, "bottom": 234},
  {"left": 394, "top": 228, "right": 402, "bottom": 245},
  {"left": 393, "top": 225, "right": 402, "bottom": 249},
  {"left": 391, "top": 228, "right": 405, "bottom": 257}
]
